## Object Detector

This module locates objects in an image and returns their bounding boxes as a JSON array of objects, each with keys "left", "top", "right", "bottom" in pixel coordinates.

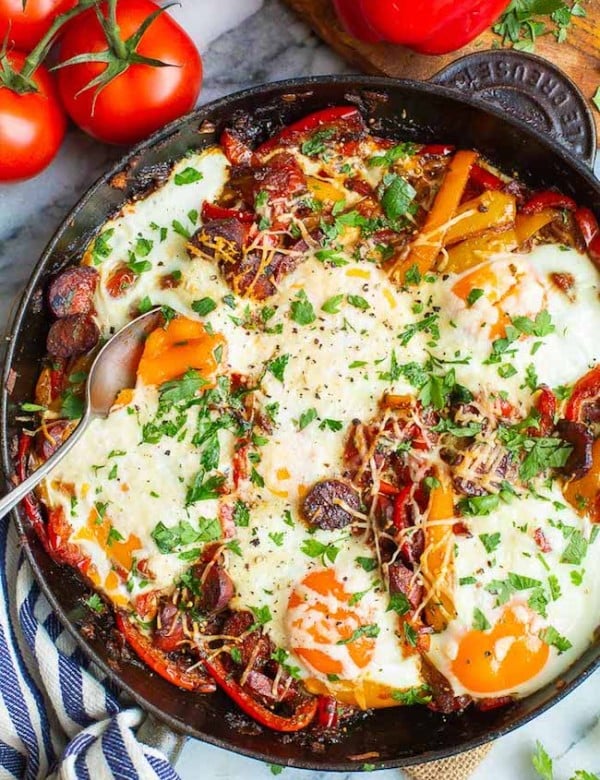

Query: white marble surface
[{"left": 0, "top": 1, "right": 598, "bottom": 778}]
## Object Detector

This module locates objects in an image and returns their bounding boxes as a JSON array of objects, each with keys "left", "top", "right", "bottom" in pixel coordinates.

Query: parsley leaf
[
  {"left": 301, "top": 538, "right": 340, "bottom": 565},
  {"left": 336, "top": 623, "right": 380, "bottom": 645},
  {"left": 174, "top": 167, "right": 203, "bottom": 185},
  {"left": 321, "top": 294, "right": 344, "bottom": 314},
  {"left": 298, "top": 408, "right": 318, "bottom": 431},
  {"left": 380, "top": 173, "right": 417, "bottom": 222},
  {"left": 539, "top": 625, "right": 572, "bottom": 654},
  {"left": 390, "top": 684, "right": 432, "bottom": 705},
  {"left": 151, "top": 517, "right": 220, "bottom": 554},
  {"left": 473, "top": 607, "right": 491, "bottom": 631},
  {"left": 532, "top": 740, "right": 553, "bottom": 780},
  {"left": 301, "top": 128, "right": 335, "bottom": 157},
  {"left": 290, "top": 289, "right": 316, "bottom": 325},
  {"left": 479, "top": 532, "right": 501, "bottom": 554},
  {"left": 192, "top": 297, "right": 217, "bottom": 316},
  {"left": 347, "top": 294, "right": 370, "bottom": 311},
  {"left": 266, "top": 354, "right": 290, "bottom": 383}
]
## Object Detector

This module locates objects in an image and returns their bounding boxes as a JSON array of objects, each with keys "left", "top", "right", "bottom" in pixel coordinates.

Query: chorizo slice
[
  {"left": 301, "top": 479, "right": 361, "bottom": 530},
  {"left": 46, "top": 313, "right": 100, "bottom": 358},
  {"left": 48, "top": 266, "right": 98, "bottom": 318}
]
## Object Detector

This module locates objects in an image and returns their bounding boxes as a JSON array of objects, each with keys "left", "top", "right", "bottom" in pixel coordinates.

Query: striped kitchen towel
[{"left": 0, "top": 516, "right": 182, "bottom": 780}]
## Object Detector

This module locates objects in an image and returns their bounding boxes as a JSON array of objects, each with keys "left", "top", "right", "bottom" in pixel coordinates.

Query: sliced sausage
[
  {"left": 399, "top": 528, "right": 425, "bottom": 568},
  {"left": 46, "top": 314, "right": 100, "bottom": 359},
  {"left": 301, "top": 479, "right": 361, "bottom": 530},
  {"left": 388, "top": 560, "right": 423, "bottom": 611},
  {"left": 48, "top": 266, "right": 98, "bottom": 318},
  {"left": 154, "top": 601, "right": 186, "bottom": 652},
  {"left": 421, "top": 658, "right": 472, "bottom": 714},
  {"left": 187, "top": 218, "right": 246, "bottom": 264},
  {"left": 556, "top": 419, "right": 593, "bottom": 480},
  {"left": 35, "top": 419, "right": 76, "bottom": 461},
  {"left": 243, "top": 669, "right": 294, "bottom": 705},
  {"left": 195, "top": 563, "right": 234, "bottom": 614},
  {"left": 222, "top": 610, "right": 273, "bottom": 670}
]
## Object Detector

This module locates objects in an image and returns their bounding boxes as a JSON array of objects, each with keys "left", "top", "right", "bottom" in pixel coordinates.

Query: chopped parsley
[
  {"left": 290, "top": 289, "right": 316, "bottom": 325},
  {"left": 174, "top": 167, "right": 203, "bottom": 185},
  {"left": 391, "top": 684, "right": 432, "bottom": 705},
  {"left": 192, "top": 297, "right": 217, "bottom": 316},
  {"left": 301, "top": 537, "right": 341, "bottom": 565},
  {"left": 336, "top": 623, "right": 380, "bottom": 645},
  {"left": 266, "top": 354, "right": 290, "bottom": 383},
  {"left": 151, "top": 517, "right": 220, "bottom": 554}
]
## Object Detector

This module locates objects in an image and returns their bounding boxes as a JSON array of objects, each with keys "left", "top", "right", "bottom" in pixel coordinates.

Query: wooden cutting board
[{"left": 281, "top": 0, "right": 600, "bottom": 134}]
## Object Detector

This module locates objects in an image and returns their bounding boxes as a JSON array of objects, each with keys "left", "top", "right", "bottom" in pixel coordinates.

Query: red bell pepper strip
[
  {"left": 420, "top": 144, "right": 455, "bottom": 157},
  {"left": 565, "top": 365, "right": 600, "bottom": 424},
  {"left": 378, "top": 480, "right": 400, "bottom": 496},
  {"left": 573, "top": 207, "right": 600, "bottom": 264},
  {"left": 220, "top": 129, "right": 256, "bottom": 167},
  {"left": 116, "top": 613, "right": 212, "bottom": 692},
  {"left": 469, "top": 164, "right": 504, "bottom": 192},
  {"left": 15, "top": 433, "right": 47, "bottom": 540},
  {"left": 316, "top": 695, "right": 339, "bottom": 728},
  {"left": 574, "top": 207, "right": 599, "bottom": 246},
  {"left": 521, "top": 191, "right": 577, "bottom": 215},
  {"left": 256, "top": 106, "right": 362, "bottom": 157},
  {"left": 530, "top": 386, "right": 557, "bottom": 437},
  {"left": 201, "top": 201, "right": 255, "bottom": 224},
  {"left": 346, "top": 0, "right": 511, "bottom": 55},
  {"left": 202, "top": 655, "right": 318, "bottom": 732},
  {"left": 392, "top": 485, "right": 413, "bottom": 530}
]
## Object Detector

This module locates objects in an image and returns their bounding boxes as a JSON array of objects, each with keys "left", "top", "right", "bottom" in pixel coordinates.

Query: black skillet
[{"left": 2, "top": 49, "right": 600, "bottom": 772}]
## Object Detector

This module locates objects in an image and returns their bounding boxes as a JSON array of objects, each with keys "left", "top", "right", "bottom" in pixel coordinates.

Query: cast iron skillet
[{"left": 3, "top": 55, "right": 600, "bottom": 772}]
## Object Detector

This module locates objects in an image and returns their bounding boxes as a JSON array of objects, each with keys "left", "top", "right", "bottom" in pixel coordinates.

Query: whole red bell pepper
[{"left": 333, "top": 0, "right": 511, "bottom": 55}]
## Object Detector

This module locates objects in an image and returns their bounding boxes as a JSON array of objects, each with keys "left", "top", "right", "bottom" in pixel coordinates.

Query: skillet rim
[{"left": 2, "top": 73, "right": 600, "bottom": 772}]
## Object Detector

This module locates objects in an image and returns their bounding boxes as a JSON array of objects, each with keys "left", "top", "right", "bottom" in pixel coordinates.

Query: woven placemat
[{"left": 403, "top": 743, "right": 493, "bottom": 780}]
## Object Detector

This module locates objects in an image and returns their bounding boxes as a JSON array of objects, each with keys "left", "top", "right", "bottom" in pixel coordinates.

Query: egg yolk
[
  {"left": 287, "top": 568, "right": 376, "bottom": 679},
  {"left": 137, "top": 316, "right": 224, "bottom": 386},
  {"left": 452, "top": 259, "right": 547, "bottom": 339},
  {"left": 451, "top": 606, "right": 549, "bottom": 694}
]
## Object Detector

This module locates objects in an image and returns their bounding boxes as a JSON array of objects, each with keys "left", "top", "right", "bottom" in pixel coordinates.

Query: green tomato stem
[
  {"left": 106, "top": 0, "right": 129, "bottom": 60},
  {"left": 20, "top": 0, "right": 101, "bottom": 80}
]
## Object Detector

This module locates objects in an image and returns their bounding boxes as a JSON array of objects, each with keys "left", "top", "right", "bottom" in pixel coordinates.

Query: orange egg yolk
[
  {"left": 451, "top": 607, "right": 549, "bottom": 694},
  {"left": 137, "top": 316, "right": 224, "bottom": 387},
  {"left": 287, "top": 568, "right": 376, "bottom": 679},
  {"left": 452, "top": 260, "right": 547, "bottom": 339}
]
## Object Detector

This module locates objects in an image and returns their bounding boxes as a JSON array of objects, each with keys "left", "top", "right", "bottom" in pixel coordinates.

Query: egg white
[{"left": 42, "top": 145, "right": 600, "bottom": 706}]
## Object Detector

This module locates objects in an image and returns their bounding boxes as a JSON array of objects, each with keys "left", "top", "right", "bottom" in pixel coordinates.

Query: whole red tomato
[
  {"left": 0, "top": 0, "right": 76, "bottom": 51},
  {"left": 0, "top": 51, "right": 66, "bottom": 181},
  {"left": 56, "top": 0, "right": 203, "bottom": 145}
]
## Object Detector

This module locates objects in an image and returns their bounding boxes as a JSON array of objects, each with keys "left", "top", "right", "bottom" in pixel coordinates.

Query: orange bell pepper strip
[
  {"left": 443, "top": 190, "right": 516, "bottom": 247},
  {"left": 421, "top": 479, "right": 456, "bottom": 632},
  {"left": 390, "top": 150, "right": 478, "bottom": 285},
  {"left": 137, "top": 316, "right": 224, "bottom": 387},
  {"left": 444, "top": 228, "right": 518, "bottom": 274},
  {"left": 514, "top": 208, "right": 556, "bottom": 246}
]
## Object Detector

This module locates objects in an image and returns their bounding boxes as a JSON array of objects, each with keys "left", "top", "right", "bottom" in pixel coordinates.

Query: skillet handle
[
  {"left": 430, "top": 49, "right": 597, "bottom": 168},
  {"left": 136, "top": 712, "right": 187, "bottom": 766}
]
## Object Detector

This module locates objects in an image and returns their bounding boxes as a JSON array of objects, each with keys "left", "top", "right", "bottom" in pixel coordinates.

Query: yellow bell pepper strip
[
  {"left": 443, "top": 190, "right": 516, "bottom": 247},
  {"left": 421, "top": 480, "right": 456, "bottom": 632},
  {"left": 306, "top": 176, "right": 345, "bottom": 203},
  {"left": 443, "top": 228, "right": 518, "bottom": 274},
  {"left": 514, "top": 208, "right": 556, "bottom": 246},
  {"left": 390, "top": 150, "right": 478, "bottom": 285}
]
